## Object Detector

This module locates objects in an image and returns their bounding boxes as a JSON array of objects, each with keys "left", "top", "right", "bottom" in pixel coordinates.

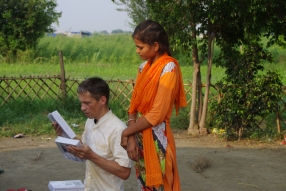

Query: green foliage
[
  {"left": 248, "top": 122, "right": 281, "bottom": 141},
  {"left": 114, "top": 0, "right": 149, "bottom": 28},
  {"left": 0, "top": 0, "right": 61, "bottom": 62},
  {"left": 1, "top": 34, "right": 286, "bottom": 138},
  {"left": 210, "top": 43, "right": 284, "bottom": 140},
  {"left": 109, "top": 100, "right": 128, "bottom": 122},
  {"left": 99, "top": 30, "right": 109, "bottom": 35},
  {"left": 1, "top": 34, "right": 286, "bottom": 82},
  {"left": 35, "top": 34, "right": 141, "bottom": 65},
  {"left": 1, "top": 34, "right": 286, "bottom": 83},
  {"left": 171, "top": 107, "right": 190, "bottom": 130},
  {"left": 0, "top": 97, "right": 85, "bottom": 137},
  {"left": 140, "top": 1, "right": 286, "bottom": 133},
  {"left": 111, "top": 29, "right": 132, "bottom": 34},
  {"left": 0, "top": 60, "right": 229, "bottom": 86},
  {"left": 0, "top": 95, "right": 189, "bottom": 137}
]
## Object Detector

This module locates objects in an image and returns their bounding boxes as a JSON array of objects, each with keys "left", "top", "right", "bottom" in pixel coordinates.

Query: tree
[
  {"left": 146, "top": 1, "right": 229, "bottom": 135},
  {"left": 146, "top": 0, "right": 286, "bottom": 136},
  {"left": 212, "top": 42, "right": 283, "bottom": 140},
  {"left": 111, "top": 29, "right": 124, "bottom": 34},
  {"left": 99, "top": 30, "right": 109, "bottom": 35},
  {"left": 0, "top": 0, "right": 61, "bottom": 60},
  {"left": 113, "top": 0, "right": 149, "bottom": 28},
  {"left": 113, "top": 0, "right": 286, "bottom": 138},
  {"left": 112, "top": 0, "right": 212, "bottom": 134},
  {"left": 209, "top": 1, "right": 286, "bottom": 140}
]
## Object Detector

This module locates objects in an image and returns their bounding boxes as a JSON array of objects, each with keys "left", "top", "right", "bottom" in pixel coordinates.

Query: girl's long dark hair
[{"left": 132, "top": 19, "right": 171, "bottom": 56}]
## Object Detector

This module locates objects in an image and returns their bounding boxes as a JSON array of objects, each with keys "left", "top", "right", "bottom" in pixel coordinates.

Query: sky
[{"left": 52, "top": 0, "right": 133, "bottom": 33}]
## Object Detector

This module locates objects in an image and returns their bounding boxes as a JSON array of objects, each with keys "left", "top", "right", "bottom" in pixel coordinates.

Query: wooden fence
[
  {"left": 1, "top": 75, "right": 286, "bottom": 132},
  {"left": 0, "top": 75, "right": 214, "bottom": 108},
  {"left": 0, "top": 52, "right": 221, "bottom": 107}
]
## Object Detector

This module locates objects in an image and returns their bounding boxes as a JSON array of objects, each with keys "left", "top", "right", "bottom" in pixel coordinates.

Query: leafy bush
[{"left": 210, "top": 42, "right": 284, "bottom": 140}]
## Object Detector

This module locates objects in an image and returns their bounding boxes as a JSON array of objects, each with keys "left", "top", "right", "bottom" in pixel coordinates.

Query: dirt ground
[{"left": 1, "top": 130, "right": 286, "bottom": 191}]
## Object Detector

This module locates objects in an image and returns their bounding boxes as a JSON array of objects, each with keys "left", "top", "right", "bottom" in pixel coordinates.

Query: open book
[
  {"left": 47, "top": 110, "right": 76, "bottom": 139},
  {"left": 48, "top": 180, "right": 84, "bottom": 191},
  {"left": 55, "top": 136, "right": 85, "bottom": 162}
]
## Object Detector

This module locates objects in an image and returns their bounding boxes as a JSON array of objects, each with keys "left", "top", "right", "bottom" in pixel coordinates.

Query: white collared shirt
[{"left": 82, "top": 109, "right": 131, "bottom": 191}]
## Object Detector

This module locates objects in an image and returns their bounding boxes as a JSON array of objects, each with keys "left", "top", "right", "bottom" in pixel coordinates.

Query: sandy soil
[{"left": 1, "top": 130, "right": 286, "bottom": 191}]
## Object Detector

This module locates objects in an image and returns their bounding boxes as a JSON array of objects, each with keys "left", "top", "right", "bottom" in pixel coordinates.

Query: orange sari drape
[{"left": 129, "top": 53, "right": 187, "bottom": 189}]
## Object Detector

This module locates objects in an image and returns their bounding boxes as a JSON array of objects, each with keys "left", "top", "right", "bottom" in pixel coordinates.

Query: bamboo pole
[{"left": 59, "top": 51, "right": 67, "bottom": 99}]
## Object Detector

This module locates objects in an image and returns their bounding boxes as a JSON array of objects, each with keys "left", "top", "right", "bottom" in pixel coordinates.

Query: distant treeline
[{"left": 100, "top": 29, "right": 133, "bottom": 34}]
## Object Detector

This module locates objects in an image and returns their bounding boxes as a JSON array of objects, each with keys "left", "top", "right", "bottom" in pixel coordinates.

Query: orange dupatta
[{"left": 129, "top": 53, "right": 186, "bottom": 188}]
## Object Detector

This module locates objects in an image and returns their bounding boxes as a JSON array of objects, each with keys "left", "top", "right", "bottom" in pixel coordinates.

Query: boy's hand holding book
[
  {"left": 54, "top": 136, "right": 85, "bottom": 162},
  {"left": 48, "top": 110, "right": 84, "bottom": 162},
  {"left": 67, "top": 143, "right": 94, "bottom": 160},
  {"left": 52, "top": 122, "right": 63, "bottom": 136}
]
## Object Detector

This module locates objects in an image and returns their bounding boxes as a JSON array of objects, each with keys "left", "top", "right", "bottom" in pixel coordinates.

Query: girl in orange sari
[{"left": 121, "top": 19, "right": 187, "bottom": 191}]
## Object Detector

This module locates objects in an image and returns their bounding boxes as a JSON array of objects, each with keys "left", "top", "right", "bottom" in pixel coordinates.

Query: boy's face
[{"left": 78, "top": 91, "right": 103, "bottom": 120}]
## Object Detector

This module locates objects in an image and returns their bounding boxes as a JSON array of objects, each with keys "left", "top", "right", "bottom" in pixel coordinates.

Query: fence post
[
  {"left": 276, "top": 111, "right": 281, "bottom": 133},
  {"left": 59, "top": 51, "right": 67, "bottom": 99}
]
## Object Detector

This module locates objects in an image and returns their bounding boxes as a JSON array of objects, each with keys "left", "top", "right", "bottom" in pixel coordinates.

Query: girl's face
[{"left": 133, "top": 38, "right": 160, "bottom": 63}]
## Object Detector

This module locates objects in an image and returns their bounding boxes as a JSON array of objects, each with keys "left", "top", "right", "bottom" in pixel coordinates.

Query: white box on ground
[{"left": 48, "top": 180, "right": 85, "bottom": 191}]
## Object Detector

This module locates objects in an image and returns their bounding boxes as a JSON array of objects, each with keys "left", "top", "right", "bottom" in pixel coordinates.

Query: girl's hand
[
  {"left": 126, "top": 135, "right": 139, "bottom": 162},
  {"left": 121, "top": 130, "right": 128, "bottom": 150}
]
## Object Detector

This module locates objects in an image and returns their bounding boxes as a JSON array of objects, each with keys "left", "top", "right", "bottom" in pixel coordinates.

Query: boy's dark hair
[
  {"left": 132, "top": 19, "right": 171, "bottom": 56},
  {"left": 77, "top": 77, "right": 110, "bottom": 104}
]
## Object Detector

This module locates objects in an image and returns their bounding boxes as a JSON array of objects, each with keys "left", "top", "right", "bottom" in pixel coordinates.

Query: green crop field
[{"left": 1, "top": 34, "right": 285, "bottom": 84}]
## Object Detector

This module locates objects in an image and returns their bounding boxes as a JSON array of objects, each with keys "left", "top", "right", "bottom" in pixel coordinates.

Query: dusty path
[{"left": 1, "top": 131, "right": 286, "bottom": 191}]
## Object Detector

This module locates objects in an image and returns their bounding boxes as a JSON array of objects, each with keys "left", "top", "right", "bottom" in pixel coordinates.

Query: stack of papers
[{"left": 48, "top": 180, "right": 85, "bottom": 191}]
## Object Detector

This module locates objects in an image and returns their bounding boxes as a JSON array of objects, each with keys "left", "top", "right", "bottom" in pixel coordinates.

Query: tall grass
[
  {"left": 35, "top": 34, "right": 141, "bottom": 65},
  {"left": 0, "top": 96, "right": 142, "bottom": 138},
  {"left": 1, "top": 34, "right": 286, "bottom": 83},
  {"left": 0, "top": 98, "right": 85, "bottom": 137}
]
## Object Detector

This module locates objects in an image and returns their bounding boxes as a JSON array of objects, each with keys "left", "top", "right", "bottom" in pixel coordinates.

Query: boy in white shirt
[{"left": 53, "top": 77, "right": 131, "bottom": 191}]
